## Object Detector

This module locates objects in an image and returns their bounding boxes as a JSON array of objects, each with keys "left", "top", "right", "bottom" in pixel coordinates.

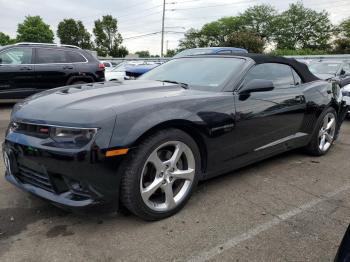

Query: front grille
[
  {"left": 13, "top": 122, "right": 50, "bottom": 138},
  {"left": 16, "top": 164, "right": 55, "bottom": 193}
]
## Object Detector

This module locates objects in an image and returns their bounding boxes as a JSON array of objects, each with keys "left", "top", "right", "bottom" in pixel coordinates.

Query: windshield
[
  {"left": 140, "top": 57, "right": 246, "bottom": 91},
  {"left": 173, "top": 48, "right": 214, "bottom": 58},
  {"left": 309, "top": 62, "right": 341, "bottom": 75}
]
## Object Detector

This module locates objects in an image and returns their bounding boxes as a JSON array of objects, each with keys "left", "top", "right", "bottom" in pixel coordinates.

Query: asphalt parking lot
[{"left": 0, "top": 105, "right": 350, "bottom": 262}]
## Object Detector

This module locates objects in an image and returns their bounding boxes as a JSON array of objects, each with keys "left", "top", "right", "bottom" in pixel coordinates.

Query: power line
[
  {"left": 123, "top": 30, "right": 185, "bottom": 41},
  {"left": 167, "top": 0, "right": 257, "bottom": 11},
  {"left": 124, "top": 32, "right": 161, "bottom": 40}
]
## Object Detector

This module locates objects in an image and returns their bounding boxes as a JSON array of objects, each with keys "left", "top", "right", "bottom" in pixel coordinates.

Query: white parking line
[{"left": 186, "top": 184, "right": 350, "bottom": 262}]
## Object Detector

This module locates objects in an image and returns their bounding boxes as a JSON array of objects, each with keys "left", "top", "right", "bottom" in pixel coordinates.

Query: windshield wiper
[{"left": 157, "top": 80, "right": 189, "bottom": 89}]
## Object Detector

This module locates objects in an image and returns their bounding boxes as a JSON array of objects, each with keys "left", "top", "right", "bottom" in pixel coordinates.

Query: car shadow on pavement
[{"left": 0, "top": 149, "right": 300, "bottom": 241}]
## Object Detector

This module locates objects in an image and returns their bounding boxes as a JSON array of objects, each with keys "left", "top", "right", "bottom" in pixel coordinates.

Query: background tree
[
  {"left": 224, "top": 32, "right": 265, "bottom": 53},
  {"left": 240, "top": 4, "right": 277, "bottom": 41},
  {"left": 199, "top": 16, "right": 243, "bottom": 46},
  {"left": 93, "top": 15, "right": 123, "bottom": 56},
  {"left": 165, "top": 49, "right": 177, "bottom": 57},
  {"left": 17, "top": 16, "right": 54, "bottom": 43},
  {"left": 110, "top": 45, "right": 129, "bottom": 57},
  {"left": 273, "top": 2, "right": 332, "bottom": 50},
  {"left": 135, "top": 50, "right": 150, "bottom": 58},
  {"left": 0, "top": 32, "right": 15, "bottom": 46},
  {"left": 179, "top": 17, "right": 244, "bottom": 49},
  {"left": 57, "top": 19, "right": 92, "bottom": 49},
  {"left": 333, "top": 38, "right": 350, "bottom": 54},
  {"left": 338, "top": 18, "right": 350, "bottom": 38},
  {"left": 178, "top": 28, "right": 204, "bottom": 50}
]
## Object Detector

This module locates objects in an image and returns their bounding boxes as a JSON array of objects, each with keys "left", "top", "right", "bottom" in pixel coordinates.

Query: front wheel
[
  {"left": 120, "top": 129, "right": 201, "bottom": 220},
  {"left": 305, "top": 107, "right": 337, "bottom": 156}
]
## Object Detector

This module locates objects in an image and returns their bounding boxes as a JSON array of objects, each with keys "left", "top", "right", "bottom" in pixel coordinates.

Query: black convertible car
[
  {"left": 335, "top": 225, "right": 350, "bottom": 262},
  {"left": 2, "top": 54, "right": 345, "bottom": 220}
]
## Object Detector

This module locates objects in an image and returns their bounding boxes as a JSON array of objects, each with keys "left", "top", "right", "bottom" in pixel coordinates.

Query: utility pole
[{"left": 161, "top": 0, "right": 166, "bottom": 57}]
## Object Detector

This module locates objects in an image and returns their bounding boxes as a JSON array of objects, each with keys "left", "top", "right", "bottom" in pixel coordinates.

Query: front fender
[{"left": 109, "top": 108, "right": 203, "bottom": 148}]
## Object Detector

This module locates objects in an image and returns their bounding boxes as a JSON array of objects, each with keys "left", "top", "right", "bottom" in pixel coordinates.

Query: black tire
[
  {"left": 120, "top": 128, "right": 201, "bottom": 221},
  {"left": 305, "top": 107, "right": 337, "bottom": 156}
]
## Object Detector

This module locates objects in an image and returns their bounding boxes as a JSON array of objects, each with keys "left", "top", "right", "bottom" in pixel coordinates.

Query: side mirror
[{"left": 239, "top": 79, "right": 275, "bottom": 94}]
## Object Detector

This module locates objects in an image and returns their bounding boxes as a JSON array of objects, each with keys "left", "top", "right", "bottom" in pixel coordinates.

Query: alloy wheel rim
[
  {"left": 140, "top": 141, "right": 195, "bottom": 212},
  {"left": 318, "top": 112, "right": 336, "bottom": 152}
]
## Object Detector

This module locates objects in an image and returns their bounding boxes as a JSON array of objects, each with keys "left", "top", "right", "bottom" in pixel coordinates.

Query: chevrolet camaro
[{"left": 2, "top": 54, "right": 345, "bottom": 220}]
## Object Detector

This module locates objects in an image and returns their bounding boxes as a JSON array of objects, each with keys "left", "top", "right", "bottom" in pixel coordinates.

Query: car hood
[{"left": 11, "top": 80, "right": 212, "bottom": 126}]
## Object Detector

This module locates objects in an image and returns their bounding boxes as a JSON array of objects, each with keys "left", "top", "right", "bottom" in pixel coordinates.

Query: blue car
[
  {"left": 125, "top": 63, "right": 160, "bottom": 79},
  {"left": 173, "top": 47, "right": 248, "bottom": 58}
]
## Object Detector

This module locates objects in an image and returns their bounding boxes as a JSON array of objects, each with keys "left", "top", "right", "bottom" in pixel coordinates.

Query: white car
[
  {"left": 105, "top": 62, "right": 130, "bottom": 81},
  {"left": 342, "top": 84, "right": 350, "bottom": 118}
]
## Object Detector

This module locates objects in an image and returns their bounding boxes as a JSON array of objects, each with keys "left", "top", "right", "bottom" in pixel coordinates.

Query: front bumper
[{"left": 2, "top": 139, "right": 124, "bottom": 210}]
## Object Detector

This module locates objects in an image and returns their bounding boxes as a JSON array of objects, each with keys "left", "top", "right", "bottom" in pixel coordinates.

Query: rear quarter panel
[{"left": 300, "top": 80, "right": 339, "bottom": 135}]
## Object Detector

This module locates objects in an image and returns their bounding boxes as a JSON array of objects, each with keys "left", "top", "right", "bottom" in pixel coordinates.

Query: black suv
[{"left": 0, "top": 43, "right": 105, "bottom": 100}]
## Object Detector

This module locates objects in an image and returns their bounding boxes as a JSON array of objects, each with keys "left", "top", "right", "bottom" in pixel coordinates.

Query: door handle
[{"left": 63, "top": 66, "right": 74, "bottom": 70}]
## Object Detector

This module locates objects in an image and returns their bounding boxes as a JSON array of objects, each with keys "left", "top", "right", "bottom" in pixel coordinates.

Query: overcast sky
[{"left": 0, "top": 0, "right": 349, "bottom": 55}]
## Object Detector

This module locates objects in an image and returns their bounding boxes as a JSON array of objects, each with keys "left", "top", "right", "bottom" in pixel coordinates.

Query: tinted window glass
[
  {"left": 66, "top": 51, "right": 86, "bottom": 63},
  {"left": 309, "top": 62, "right": 341, "bottom": 75},
  {"left": 245, "top": 63, "right": 295, "bottom": 88},
  {"left": 140, "top": 57, "right": 246, "bottom": 91},
  {"left": 36, "top": 48, "right": 68, "bottom": 64},
  {"left": 292, "top": 69, "right": 303, "bottom": 85},
  {"left": 342, "top": 63, "right": 350, "bottom": 75},
  {"left": 0, "top": 48, "right": 32, "bottom": 65}
]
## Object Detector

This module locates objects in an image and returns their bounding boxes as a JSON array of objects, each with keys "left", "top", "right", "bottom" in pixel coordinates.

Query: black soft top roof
[{"left": 214, "top": 53, "right": 321, "bottom": 83}]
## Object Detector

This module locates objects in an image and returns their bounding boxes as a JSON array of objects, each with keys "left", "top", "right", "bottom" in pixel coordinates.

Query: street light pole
[{"left": 161, "top": 0, "right": 166, "bottom": 57}]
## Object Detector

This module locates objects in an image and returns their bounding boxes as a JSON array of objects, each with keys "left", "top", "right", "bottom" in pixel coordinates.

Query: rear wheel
[
  {"left": 120, "top": 129, "right": 201, "bottom": 220},
  {"left": 305, "top": 107, "right": 337, "bottom": 156}
]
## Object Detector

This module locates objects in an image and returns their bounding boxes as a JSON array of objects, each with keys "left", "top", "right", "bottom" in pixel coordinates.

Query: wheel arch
[
  {"left": 66, "top": 75, "right": 95, "bottom": 85},
  {"left": 131, "top": 120, "right": 208, "bottom": 175}
]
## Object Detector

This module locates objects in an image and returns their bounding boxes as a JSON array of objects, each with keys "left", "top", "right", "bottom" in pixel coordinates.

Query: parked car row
[
  {"left": 0, "top": 42, "right": 105, "bottom": 100},
  {"left": 0, "top": 45, "right": 251, "bottom": 100},
  {"left": 304, "top": 59, "right": 350, "bottom": 119}
]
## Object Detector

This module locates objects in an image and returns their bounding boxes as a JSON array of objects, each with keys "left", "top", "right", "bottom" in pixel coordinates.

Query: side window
[
  {"left": 36, "top": 48, "right": 68, "bottom": 64},
  {"left": 343, "top": 63, "right": 350, "bottom": 75},
  {"left": 0, "top": 48, "right": 32, "bottom": 65},
  {"left": 66, "top": 51, "right": 86, "bottom": 63},
  {"left": 245, "top": 63, "right": 295, "bottom": 89},
  {"left": 292, "top": 69, "right": 303, "bottom": 85}
]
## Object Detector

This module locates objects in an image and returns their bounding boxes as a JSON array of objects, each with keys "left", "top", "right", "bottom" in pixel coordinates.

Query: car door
[
  {"left": 0, "top": 47, "right": 36, "bottom": 99},
  {"left": 34, "top": 47, "right": 75, "bottom": 90},
  {"left": 231, "top": 63, "right": 306, "bottom": 165}
]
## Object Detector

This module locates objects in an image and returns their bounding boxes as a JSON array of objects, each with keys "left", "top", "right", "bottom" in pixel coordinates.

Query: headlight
[{"left": 50, "top": 127, "right": 98, "bottom": 148}]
